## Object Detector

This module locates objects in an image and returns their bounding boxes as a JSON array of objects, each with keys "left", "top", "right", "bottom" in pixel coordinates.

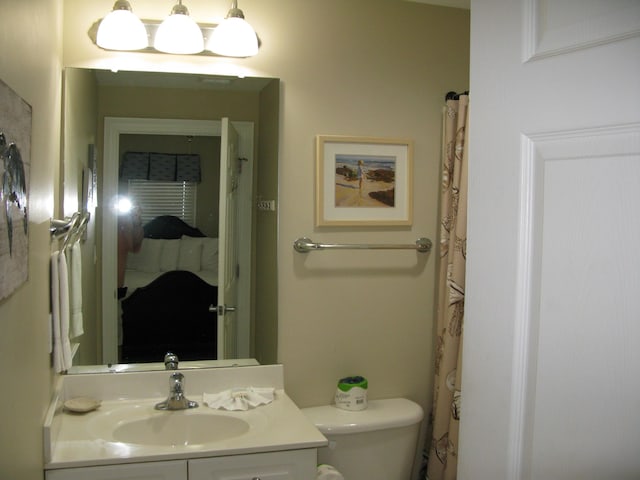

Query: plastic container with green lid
[{"left": 334, "top": 376, "right": 368, "bottom": 411}]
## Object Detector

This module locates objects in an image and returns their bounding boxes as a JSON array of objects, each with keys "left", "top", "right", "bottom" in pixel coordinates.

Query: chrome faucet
[
  {"left": 164, "top": 351, "right": 179, "bottom": 370},
  {"left": 155, "top": 372, "right": 199, "bottom": 410}
]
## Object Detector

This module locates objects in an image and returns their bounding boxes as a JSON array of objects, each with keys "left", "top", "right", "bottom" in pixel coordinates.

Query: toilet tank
[{"left": 302, "top": 398, "right": 424, "bottom": 480}]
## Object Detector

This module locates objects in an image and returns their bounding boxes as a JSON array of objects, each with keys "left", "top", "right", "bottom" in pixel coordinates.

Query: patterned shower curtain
[{"left": 426, "top": 94, "right": 469, "bottom": 480}]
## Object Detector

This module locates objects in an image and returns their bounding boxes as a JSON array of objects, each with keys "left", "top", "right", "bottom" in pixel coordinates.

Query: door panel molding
[
  {"left": 523, "top": 0, "right": 640, "bottom": 61},
  {"left": 510, "top": 122, "right": 640, "bottom": 477}
]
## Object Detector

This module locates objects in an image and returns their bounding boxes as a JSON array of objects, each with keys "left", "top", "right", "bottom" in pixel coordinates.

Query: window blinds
[{"left": 128, "top": 180, "right": 197, "bottom": 226}]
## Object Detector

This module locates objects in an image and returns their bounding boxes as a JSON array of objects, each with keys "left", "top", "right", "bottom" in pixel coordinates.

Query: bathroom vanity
[
  {"left": 46, "top": 450, "right": 317, "bottom": 480},
  {"left": 44, "top": 365, "right": 326, "bottom": 480}
]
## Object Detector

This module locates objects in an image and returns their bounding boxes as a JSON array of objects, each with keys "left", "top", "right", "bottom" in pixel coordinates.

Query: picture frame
[
  {"left": 0, "top": 77, "right": 31, "bottom": 301},
  {"left": 315, "top": 135, "right": 413, "bottom": 226}
]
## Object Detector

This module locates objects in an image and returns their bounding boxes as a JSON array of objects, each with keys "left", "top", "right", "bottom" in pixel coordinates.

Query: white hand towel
[
  {"left": 69, "top": 242, "right": 84, "bottom": 338},
  {"left": 58, "top": 250, "right": 73, "bottom": 370},
  {"left": 203, "top": 387, "right": 275, "bottom": 411},
  {"left": 51, "top": 252, "right": 64, "bottom": 373}
]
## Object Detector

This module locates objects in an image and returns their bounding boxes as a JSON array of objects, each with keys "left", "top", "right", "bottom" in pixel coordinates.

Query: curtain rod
[{"left": 445, "top": 90, "right": 469, "bottom": 101}]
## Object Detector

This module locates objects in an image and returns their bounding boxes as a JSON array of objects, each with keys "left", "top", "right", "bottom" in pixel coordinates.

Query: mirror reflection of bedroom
[
  {"left": 116, "top": 133, "right": 222, "bottom": 364},
  {"left": 62, "top": 68, "right": 279, "bottom": 368}
]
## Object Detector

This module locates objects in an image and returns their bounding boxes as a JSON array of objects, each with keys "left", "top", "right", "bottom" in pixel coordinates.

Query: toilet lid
[{"left": 302, "top": 398, "right": 423, "bottom": 435}]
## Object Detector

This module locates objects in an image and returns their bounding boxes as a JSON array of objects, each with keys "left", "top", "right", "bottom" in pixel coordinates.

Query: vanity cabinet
[
  {"left": 189, "top": 449, "right": 317, "bottom": 479},
  {"left": 46, "top": 449, "right": 317, "bottom": 480}
]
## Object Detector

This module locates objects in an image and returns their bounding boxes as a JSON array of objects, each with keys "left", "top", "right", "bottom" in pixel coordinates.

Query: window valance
[{"left": 120, "top": 152, "right": 201, "bottom": 183}]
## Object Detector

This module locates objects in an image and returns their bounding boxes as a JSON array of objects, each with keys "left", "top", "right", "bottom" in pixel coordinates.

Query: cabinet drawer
[
  {"left": 45, "top": 460, "right": 187, "bottom": 480},
  {"left": 188, "top": 449, "right": 317, "bottom": 480}
]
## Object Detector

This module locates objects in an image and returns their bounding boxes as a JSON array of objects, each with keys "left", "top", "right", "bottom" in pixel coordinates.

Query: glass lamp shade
[
  {"left": 154, "top": 12, "right": 204, "bottom": 54},
  {"left": 96, "top": 8, "right": 148, "bottom": 50},
  {"left": 207, "top": 17, "right": 258, "bottom": 57}
]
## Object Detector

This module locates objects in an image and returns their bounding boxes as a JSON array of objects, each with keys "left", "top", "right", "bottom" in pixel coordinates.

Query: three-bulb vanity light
[{"left": 96, "top": 0, "right": 259, "bottom": 57}]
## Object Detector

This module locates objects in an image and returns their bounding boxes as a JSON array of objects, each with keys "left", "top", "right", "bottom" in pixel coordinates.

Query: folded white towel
[
  {"left": 58, "top": 250, "right": 73, "bottom": 370},
  {"left": 51, "top": 251, "right": 72, "bottom": 373},
  {"left": 69, "top": 242, "right": 84, "bottom": 338},
  {"left": 203, "top": 387, "right": 275, "bottom": 411},
  {"left": 51, "top": 251, "right": 63, "bottom": 373}
]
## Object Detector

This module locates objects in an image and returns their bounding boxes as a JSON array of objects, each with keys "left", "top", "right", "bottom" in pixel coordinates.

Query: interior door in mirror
[{"left": 217, "top": 118, "right": 240, "bottom": 359}]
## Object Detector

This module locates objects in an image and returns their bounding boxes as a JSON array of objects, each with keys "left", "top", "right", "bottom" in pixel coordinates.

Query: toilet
[{"left": 302, "top": 398, "right": 424, "bottom": 480}]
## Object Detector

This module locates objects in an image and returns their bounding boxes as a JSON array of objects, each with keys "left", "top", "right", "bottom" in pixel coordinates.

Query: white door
[
  {"left": 460, "top": 1, "right": 640, "bottom": 479},
  {"left": 216, "top": 118, "right": 240, "bottom": 360}
]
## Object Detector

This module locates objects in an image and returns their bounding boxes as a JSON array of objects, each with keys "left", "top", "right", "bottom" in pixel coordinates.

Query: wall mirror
[{"left": 62, "top": 67, "right": 279, "bottom": 372}]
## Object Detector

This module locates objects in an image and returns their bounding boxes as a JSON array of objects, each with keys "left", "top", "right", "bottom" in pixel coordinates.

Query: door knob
[{"left": 209, "top": 304, "right": 236, "bottom": 316}]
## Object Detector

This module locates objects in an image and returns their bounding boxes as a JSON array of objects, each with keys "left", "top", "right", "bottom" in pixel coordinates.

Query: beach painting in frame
[
  {"left": 335, "top": 153, "right": 396, "bottom": 208},
  {"left": 0, "top": 78, "right": 31, "bottom": 301},
  {"left": 316, "top": 135, "right": 412, "bottom": 226}
]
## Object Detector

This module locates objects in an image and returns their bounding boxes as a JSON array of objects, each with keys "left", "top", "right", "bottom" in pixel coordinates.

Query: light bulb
[
  {"left": 208, "top": 16, "right": 258, "bottom": 57},
  {"left": 97, "top": 0, "right": 148, "bottom": 51},
  {"left": 154, "top": 2, "right": 204, "bottom": 54}
]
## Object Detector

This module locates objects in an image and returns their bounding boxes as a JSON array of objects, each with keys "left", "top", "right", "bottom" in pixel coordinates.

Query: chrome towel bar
[
  {"left": 50, "top": 211, "right": 90, "bottom": 249},
  {"left": 293, "top": 237, "right": 432, "bottom": 254}
]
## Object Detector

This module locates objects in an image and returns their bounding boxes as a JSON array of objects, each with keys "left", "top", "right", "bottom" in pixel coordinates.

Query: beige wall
[
  {"left": 0, "top": 1, "right": 468, "bottom": 478},
  {"left": 0, "top": 1, "right": 63, "bottom": 479}
]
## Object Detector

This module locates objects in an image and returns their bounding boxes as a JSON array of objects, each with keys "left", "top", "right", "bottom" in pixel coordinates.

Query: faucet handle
[{"left": 164, "top": 352, "right": 179, "bottom": 370}]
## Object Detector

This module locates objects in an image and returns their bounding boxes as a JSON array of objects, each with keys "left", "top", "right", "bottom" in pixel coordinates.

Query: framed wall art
[
  {"left": 0, "top": 78, "right": 31, "bottom": 301},
  {"left": 315, "top": 135, "right": 413, "bottom": 226}
]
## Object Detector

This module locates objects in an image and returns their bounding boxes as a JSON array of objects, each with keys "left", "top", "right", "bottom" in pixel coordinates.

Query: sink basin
[
  {"left": 113, "top": 413, "right": 250, "bottom": 446},
  {"left": 87, "top": 404, "right": 256, "bottom": 447}
]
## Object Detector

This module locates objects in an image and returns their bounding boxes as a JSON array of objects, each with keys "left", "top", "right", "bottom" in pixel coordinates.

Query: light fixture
[
  {"left": 96, "top": 0, "right": 148, "bottom": 51},
  {"left": 154, "top": 0, "right": 204, "bottom": 55},
  {"left": 93, "top": 0, "right": 260, "bottom": 57},
  {"left": 207, "top": 0, "right": 259, "bottom": 57}
]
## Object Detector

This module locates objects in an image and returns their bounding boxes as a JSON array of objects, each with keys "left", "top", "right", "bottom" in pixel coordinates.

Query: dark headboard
[{"left": 143, "top": 215, "right": 205, "bottom": 239}]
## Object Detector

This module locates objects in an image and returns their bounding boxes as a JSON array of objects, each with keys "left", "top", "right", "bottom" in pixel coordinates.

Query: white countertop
[{"left": 44, "top": 365, "right": 327, "bottom": 469}]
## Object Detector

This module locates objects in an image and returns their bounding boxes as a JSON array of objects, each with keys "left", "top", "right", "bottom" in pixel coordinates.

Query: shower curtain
[{"left": 425, "top": 94, "right": 469, "bottom": 480}]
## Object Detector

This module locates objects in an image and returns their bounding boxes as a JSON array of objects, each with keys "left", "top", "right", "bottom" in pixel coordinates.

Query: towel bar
[
  {"left": 293, "top": 237, "right": 432, "bottom": 253},
  {"left": 50, "top": 211, "right": 90, "bottom": 248}
]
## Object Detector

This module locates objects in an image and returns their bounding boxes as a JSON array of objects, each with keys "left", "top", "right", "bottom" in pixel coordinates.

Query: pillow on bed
[
  {"left": 201, "top": 238, "right": 219, "bottom": 271},
  {"left": 160, "top": 239, "right": 181, "bottom": 271},
  {"left": 126, "top": 238, "right": 163, "bottom": 273},
  {"left": 178, "top": 236, "right": 203, "bottom": 272}
]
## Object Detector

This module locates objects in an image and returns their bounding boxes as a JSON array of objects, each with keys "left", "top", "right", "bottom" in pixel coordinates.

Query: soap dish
[{"left": 64, "top": 397, "right": 101, "bottom": 413}]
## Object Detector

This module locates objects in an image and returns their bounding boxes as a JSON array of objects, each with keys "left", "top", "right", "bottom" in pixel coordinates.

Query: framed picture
[
  {"left": 315, "top": 135, "right": 413, "bottom": 226},
  {"left": 0, "top": 78, "right": 31, "bottom": 301}
]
